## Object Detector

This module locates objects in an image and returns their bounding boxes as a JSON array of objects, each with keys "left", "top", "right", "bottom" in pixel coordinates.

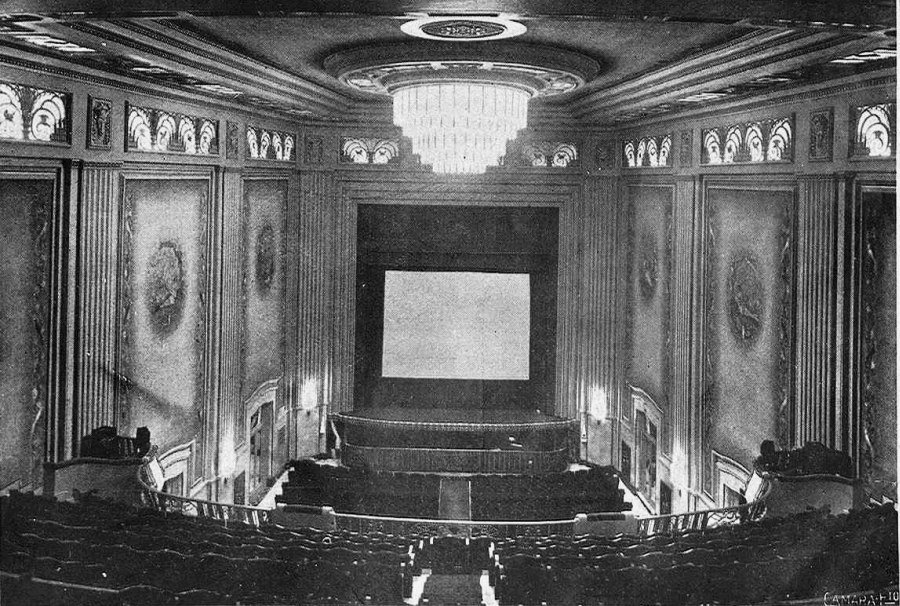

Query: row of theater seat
[
  {"left": 490, "top": 504, "right": 898, "bottom": 606},
  {"left": 4, "top": 489, "right": 895, "bottom": 605},
  {"left": 280, "top": 459, "right": 628, "bottom": 519},
  {"left": 1, "top": 491, "right": 414, "bottom": 605}
]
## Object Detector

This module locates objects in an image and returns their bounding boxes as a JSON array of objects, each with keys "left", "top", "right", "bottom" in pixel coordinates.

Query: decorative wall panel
[
  {"left": 118, "top": 178, "right": 211, "bottom": 459},
  {"left": 0, "top": 178, "right": 53, "bottom": 489},
  {"left": 701, "top": 116, "right": 793, "bottom": 165},
  {"left": 0, "top": 82, "right": 70, "bottom": 144},
  {"left": 857, "top": 185, "right": 896, "bottom": 499},
  {"left": 625, "top": 184, "right": 673, "bottom": 456},
  {"left": 242, "top": 180, "right": 288, "bottom": 399},
  {"left": 702, "top": 183, "right": 794, "bottom": 494},
  {"left": 126, "top": 104, "right": 219, "bottom": 155},
  {"left": 247, "top": 126, "right": 296, "bottom": 162}
]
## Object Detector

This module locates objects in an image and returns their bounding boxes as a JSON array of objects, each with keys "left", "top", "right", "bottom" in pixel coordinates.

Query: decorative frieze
[
  {"left": 850, "top": 102, "right": 894, "bottom": 158},
  {"left": 521, "top": 142, "right": 578, "bottom": 168},
  {"left": 701, "top": 116, "right": 793, "bottom": 165},
  {"left": 304, "top": 135, "right": 325, "bottom": 164},
  {"left": 247, "top": 126, "right": 296, "bottom": 162},
  {"left": 594, "top": 140, "right": 615, "bottom": 170},
  {"left": 340, "top": 137, "right": 400, "bottom": 164},
  {"left": 126, "top": 103, "right": 218, "bottom": 155},
  {"left": 87, "top": 96, "right": 111, "bottom": 150},
  {"left": 808, "top": 108, "right": 834, "bottom": 161},
  {"left": 678, "top": 130, "right": 693, "bottom": 167},
  {"left": 225, "top": 121, "right": 240, "bottom": 159},
  {"left": 623, "top": 134, "right": 672, "bottom": 168},
  {"left": 0, "top": 82, "right": 70, "bottom": 144}
]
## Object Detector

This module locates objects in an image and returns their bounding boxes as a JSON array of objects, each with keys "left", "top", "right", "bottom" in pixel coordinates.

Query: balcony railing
[
  {"left": 334, "top": 511, "right": 576, "bottom": 539},
  {"left": 137, "top": 450, "right": 273, "bottom": 527},
  {"left": 636, "top": 478, "right": 772, "bottom": 536},
  {"left": 138, "top": 451, "right": 772, "bottom": 536}
]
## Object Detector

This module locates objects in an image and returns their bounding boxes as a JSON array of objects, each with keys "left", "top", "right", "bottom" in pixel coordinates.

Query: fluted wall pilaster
[
  {"left": 556, "top": 182, "right": 579, "bottom": 419},
  {"left": 671, "top": 178, "right": 698, "bottom": 494},
  {"left": 219, "top": 169, "right": 243, "bottom": 455},
  {"left": 298, "top": 170, "right": 350, "bottom": 430},
  {"left": 74, "top": 163, "right": 120, "bottom": 450},
  {"left": 333, "top": 177, "right": 356, "bottom": 415},
  {"left": 794, "top": 176, "right": 839, "bottom": 448},
  {"left": 575, "top": 177, "right": 620, "bottom": 420}
]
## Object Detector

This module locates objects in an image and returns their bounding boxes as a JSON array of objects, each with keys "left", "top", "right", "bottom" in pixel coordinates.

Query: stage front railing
[
  {"left": 636, "top": 478, "right": 772, "bottom": 536},
  {"left": 137, "top": 452, "right": 273, "bottom": 527},
  {"left": 334, "top": 512, "right": 576, "bottom": 539}
]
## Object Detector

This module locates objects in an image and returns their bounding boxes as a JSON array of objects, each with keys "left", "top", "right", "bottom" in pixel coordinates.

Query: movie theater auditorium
[{"left": 0, "top": 2, "right": 897, "bottom": 604}]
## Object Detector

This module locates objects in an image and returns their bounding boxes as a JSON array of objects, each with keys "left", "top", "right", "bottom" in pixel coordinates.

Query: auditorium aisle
[
  {"left": 419, "top": 574, "right": 486, "bottom": 606},
  {"left": 438, "top": 478, "right": 472, "bottom": 520}
]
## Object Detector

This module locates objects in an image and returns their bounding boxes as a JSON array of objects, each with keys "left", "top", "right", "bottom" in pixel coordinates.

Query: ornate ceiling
[{"left": 0, "top": 1, "right": 894, "bottom": 126}]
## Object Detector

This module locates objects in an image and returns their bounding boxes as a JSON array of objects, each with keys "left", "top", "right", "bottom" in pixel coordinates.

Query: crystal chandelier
[
  {"left": 392, "top": 82, "right": 530, "bottom": 174},
  {"left": 327, "top": 41, "right": 596, "bottom": 175}
]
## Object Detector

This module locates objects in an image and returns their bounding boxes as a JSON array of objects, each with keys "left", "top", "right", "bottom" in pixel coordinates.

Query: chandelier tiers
[{"left": 326, "top": 42, "right": 598, "bottom": 173}]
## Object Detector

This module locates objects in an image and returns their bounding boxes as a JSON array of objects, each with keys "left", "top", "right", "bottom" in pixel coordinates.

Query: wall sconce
[
  {"left": 300, "top": 378, "right": 318, "bottom": 411},
  {"left": 590, "top": 386, "right": 608, "bottom": 422},
  {"left": 219, "top": 433, "right": 236, "bottom": 478}
]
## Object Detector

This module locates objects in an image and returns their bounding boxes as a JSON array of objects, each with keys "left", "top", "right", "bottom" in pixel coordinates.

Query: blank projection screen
[{"left": 382, "top": 271, "right": 530, "bottom": 380}]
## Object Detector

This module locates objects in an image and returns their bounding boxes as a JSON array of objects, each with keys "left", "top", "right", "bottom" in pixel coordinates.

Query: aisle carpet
[
  {"left": 438, "top": 478, "right": 471, "bottom": 520},
  {"left": 420, "top": 574, "right": 483, "bottom": 606}
]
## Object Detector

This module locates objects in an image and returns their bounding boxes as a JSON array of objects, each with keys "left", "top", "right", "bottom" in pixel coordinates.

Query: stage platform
[{"left": 333, "top": 408, "right": 578, "bottom": 474}]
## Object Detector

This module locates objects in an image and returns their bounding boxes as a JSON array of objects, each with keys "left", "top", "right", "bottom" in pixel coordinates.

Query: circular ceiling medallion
[{"left": 401, "top": 17, "right": 526, "bottom": 42}]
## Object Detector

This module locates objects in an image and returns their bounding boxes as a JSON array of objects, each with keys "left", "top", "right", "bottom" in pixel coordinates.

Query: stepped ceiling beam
[{"left": 0, "top": 2, "right": 892, "bottom": 125}]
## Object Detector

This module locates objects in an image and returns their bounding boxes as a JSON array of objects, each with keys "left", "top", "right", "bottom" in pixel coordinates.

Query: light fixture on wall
[
  {"left": 326, "top": 44, "right": 599, "bottom": 174},
  {"left": 219, "top": 433, "right": 236, "bottom": 478},
  {"left": 590, "top": 386, "right": 608, "bottom": 421},
  {"left": 300, "top": 378, "right": 318, "bottom": 411}
]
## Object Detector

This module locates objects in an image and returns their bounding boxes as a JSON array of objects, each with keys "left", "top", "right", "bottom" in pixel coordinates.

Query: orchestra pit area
[{"left": 277, "top": 459, "right": 628, "bottom": 520}]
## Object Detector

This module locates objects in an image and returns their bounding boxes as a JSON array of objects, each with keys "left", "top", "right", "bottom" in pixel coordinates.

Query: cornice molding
[
  {"left": 573, "top": 30, "right": 867, "bottom": 119},
  {"left": 132, "top": 19, "right": 349, "bottom": 102},
  {"left": 574, "top": 29, "right": 800, "bottom": 109},
  {"left": 0, "top": 50, "right": 311, "bottom": 127},
  {"left": 59, "top": 19, "right": 349, "bottom": 117},
  {"left": 611, "top": 72, "right": 896, "bottom": 132}
]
